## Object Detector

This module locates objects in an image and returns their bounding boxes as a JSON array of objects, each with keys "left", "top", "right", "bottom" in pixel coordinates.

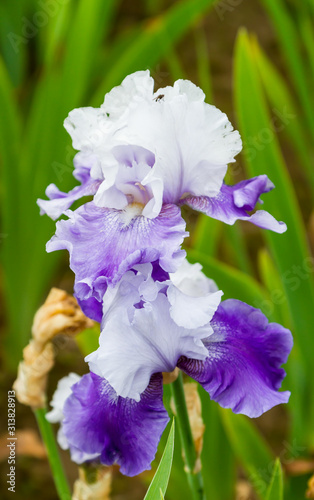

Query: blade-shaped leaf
[
  {"left": 220, "top": 409, "right": 274, "bottom": 500},
  {"left": 92, "top": 0, "right": 216, "bottom": 104},
  {"left": 234, "top": 31, "right": 314, "bottom": 400},
  {"left": 259, "top": 0, "right": 314, "bottom": 138},
  {"left": 187, "top": 249, "right": 274, "bottom": 320},
  {"left": 144, "top": 420, "right": 175, "bottom": 500},
  {"left": 252, "top": 38, "right": 314, "bottom": 197},
  {"left": 265, "top": 458, "right": 283, "bottom": 500},
  {"left": 199, "top": 387, "right": 235, "bottom": 500},
  {"left": 257, "top": 248, "right": 292, "bottom": 327}
]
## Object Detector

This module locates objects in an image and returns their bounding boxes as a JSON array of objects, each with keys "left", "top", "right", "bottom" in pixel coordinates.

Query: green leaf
[
  {"left": 252, "top": 38, "right": 314, "bottom": 197},
  {"left": 194, "top": 23, "right": 213, "bottom": 102},
  {"left": 192, "top": 214, "right": 221, "bottom": 257},
  {"left": 144, "top": 420, "right": 175, "bottom": 500},
  {"left": 187, "top": 249, "right": 274, "bottom": 320},
  {"left": 92, "top": 0, "right": 216, "bottom": 104},
  {"left": 220, "top": 409, "right": 274, "bottom": 499},
  {"left": 259, "top": 0, "right": 314, "bottom": 138},
  {"left": 257, "top": 248, "right": 292, "bottom": 327},
  {"left": 234, "top": 31, "right": 314, "bottom": 416},
  {"left": 75, "top": 325, "right": 101, "bottom": 357},
  {"left": 199, "top": 387, "right": 235, "bottom": 500},
  {"left": 265, "top": 458, "right": 283, "bottom": 500},
  {"left": 221, "top": 224, "right": 253, "bottom": 275},
  {"left": 0, "top": 56, "right": 27, "bottom": 359}
]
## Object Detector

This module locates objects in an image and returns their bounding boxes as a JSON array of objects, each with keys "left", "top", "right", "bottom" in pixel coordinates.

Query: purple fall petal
[
  {"left": 75, "top": 295, "right": 103, "bottom": 323},
  {"left": 37, "top": 166, "right": 101, "bottom": 220},
  {"left": 183, "top": 175, "right": 287, "bottom": 233},
  {"left": 178, "top": 299, "right": 293, "bottom": 418},
  {"left": 63, "top": 372, "right": 169, "bottom": 476},
  {"left": 46, "top": 202, "right": 187, "bottom": 306}
]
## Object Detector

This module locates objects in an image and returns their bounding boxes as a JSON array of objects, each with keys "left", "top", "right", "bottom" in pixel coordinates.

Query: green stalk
[
  {"left": 171, "top": 373, "right": 206, "bottom": 500},
  {"left": 35, "top": 408, "right": 71, "bottom": 500}
]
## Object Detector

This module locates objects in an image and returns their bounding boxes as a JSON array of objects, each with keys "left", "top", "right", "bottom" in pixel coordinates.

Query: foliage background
[{"left": 0, "top": 0, "right": 313, "bottom": 498}]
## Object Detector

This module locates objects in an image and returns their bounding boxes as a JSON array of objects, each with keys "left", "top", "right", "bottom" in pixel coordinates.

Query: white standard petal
[
  {"left": 64, "top": 107, "right": 110, "bottom": 151},
  {"left": 46, "top": 373, "right": 81, "bottom": 423},
  {"left": 154, "top": 79, "right": 205, "bottom": 102},
  {"left": 115, "top": 87, "right": 242, "bottom": 203},
  {"left": 86, "top": 293, "right": 210, "bottom": 401},
  {"left": 102, "top": 70, "right": 154, "bottom": 120},
  {"left": 167, "top": 285, "right": 222, "bottom": 329},
  {"left": 168, "top": 259, "right": 223, "bottom": 328},
  {"left": 170, "top": 259, "right": 219, "bottom": 295}
]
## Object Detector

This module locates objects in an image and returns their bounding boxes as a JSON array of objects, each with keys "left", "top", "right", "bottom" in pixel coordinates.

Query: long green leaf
[
  {"left": 265, "top": 458, "right": 283, "bottom": 500},
  {"left": 252, "top": 38, "right": 314, "bottom": 197},
  {"left": 194, "top": 23, "right": 213, "bottom": 102},
  {"left": 220, "top": 409, "right": 274, "bottom": 500},
  {"left": 234, "top": 32, "right": 314, "bottom": 427},
  {"left": 192, "top": 215, "right": 221, "bottom": 257},
  {"left": 257, "top": 248, "right": 292, "bottom": 327},
  {"left": 0, "top": 56, "right": 27, "bottom": 359},
  {"left": 259, "top": 0, "right": 314, "bottom": 138},
  {"left": 92, "top": 0, "right": 216, "bottom": 104},
  {"left": 3, "top": 0, "right": 118, "bottom": 368},
  {"left": 199, "top": 387, "right": 235, "bottom": 500},
  {"left": 187, "top": 249, "right": 274, "bottom": 320},
  {"left": 144, "top": 420, "right": 175, "bottom": 500}
]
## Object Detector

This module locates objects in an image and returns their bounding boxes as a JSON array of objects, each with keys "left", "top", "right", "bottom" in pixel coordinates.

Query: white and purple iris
[
  {"left": 40, "top": 71, "right": 292, "bottom": 477},
  {"left": 38, "top": 70, "right": 286, "bottom": 322}
]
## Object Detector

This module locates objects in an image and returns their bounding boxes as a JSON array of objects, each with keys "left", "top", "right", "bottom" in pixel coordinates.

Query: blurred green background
[{"left": 0, "top": 0, "right": 313, "bottom": 498}]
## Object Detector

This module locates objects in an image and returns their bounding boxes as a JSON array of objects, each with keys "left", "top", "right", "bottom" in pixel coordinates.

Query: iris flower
[
  {"left": 47, "top": 261, "right": 292, "bottom": 477},
  {"left": 38, "top": 71, "right": 286, "bottom": 322}
]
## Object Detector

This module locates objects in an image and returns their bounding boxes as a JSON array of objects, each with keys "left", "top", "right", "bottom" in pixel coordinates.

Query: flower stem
[
  {"left": 35, "top": 407, "right": 71, "bottom": 500},
  {"left": 170, "top": 373, "right": 206, "bottom": 500}
]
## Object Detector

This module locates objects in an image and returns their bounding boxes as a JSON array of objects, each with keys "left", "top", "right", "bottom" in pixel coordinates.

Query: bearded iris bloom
[
  {"left": 47, "top": 262, "right": 292, "bottom": 477},
  {"left": 41, "top": 72, "right": 292, "bottom": 479},
  {"left": 38, "top": 71, "right": 286, "bottom": 321}
]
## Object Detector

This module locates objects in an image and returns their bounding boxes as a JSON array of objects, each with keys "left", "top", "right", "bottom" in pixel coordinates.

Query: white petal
[
  {"left": 102, "top": 70, "right": 154, "bottom": 120},
  {"left": 86, "top": 293, "right": 210, "bottom": 401},
  {"left": 46, "top": 373, "right": 81, "bottom": 423},
  {"left": 64, "top": 107, "right": 109, "bottom": 151},
  {"left": 168, "top": 285, "right": 223, "bottom": 328},
  {"left": 170, "top": 259, "right": 219, "bottom": 295},
  {"left": 115, "top": 95, "right": 242, "bottom": 203}
]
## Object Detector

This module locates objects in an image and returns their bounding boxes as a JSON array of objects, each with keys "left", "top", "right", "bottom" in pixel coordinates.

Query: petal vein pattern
[
  {"left": 62, "top": 372, "right": 169, "bottom": 476},
  {"left": 46, "top": 202, "right": 188, "bottom": 318},
  {"left": 178, "top": 299, "right": 293, "bottom": 418}
]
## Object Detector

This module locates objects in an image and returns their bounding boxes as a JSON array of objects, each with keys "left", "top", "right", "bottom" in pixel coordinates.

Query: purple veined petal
[
  {"left": 183, "top": 175, "right": 287, "bottom": 233},
  {"left": 46, "top": 373, "right": 99, "bottom": 464},
  {"left": 63, "top": 372, "right": 169, "bottom": 477},
  {"left": 178, "top": 299, "right": 293, "bottom": 418},
  {"left": 75, "top": 294, "right": 103, "bottom": 323},
  {"left": 37, "top": 164, "right": 101, "bottom": 220},
  {"left": 100, "top": 263, "right": 167, "bottom": 327},
  {"left": 46, "top": 201, "right": 188, "bottom": 306}
]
